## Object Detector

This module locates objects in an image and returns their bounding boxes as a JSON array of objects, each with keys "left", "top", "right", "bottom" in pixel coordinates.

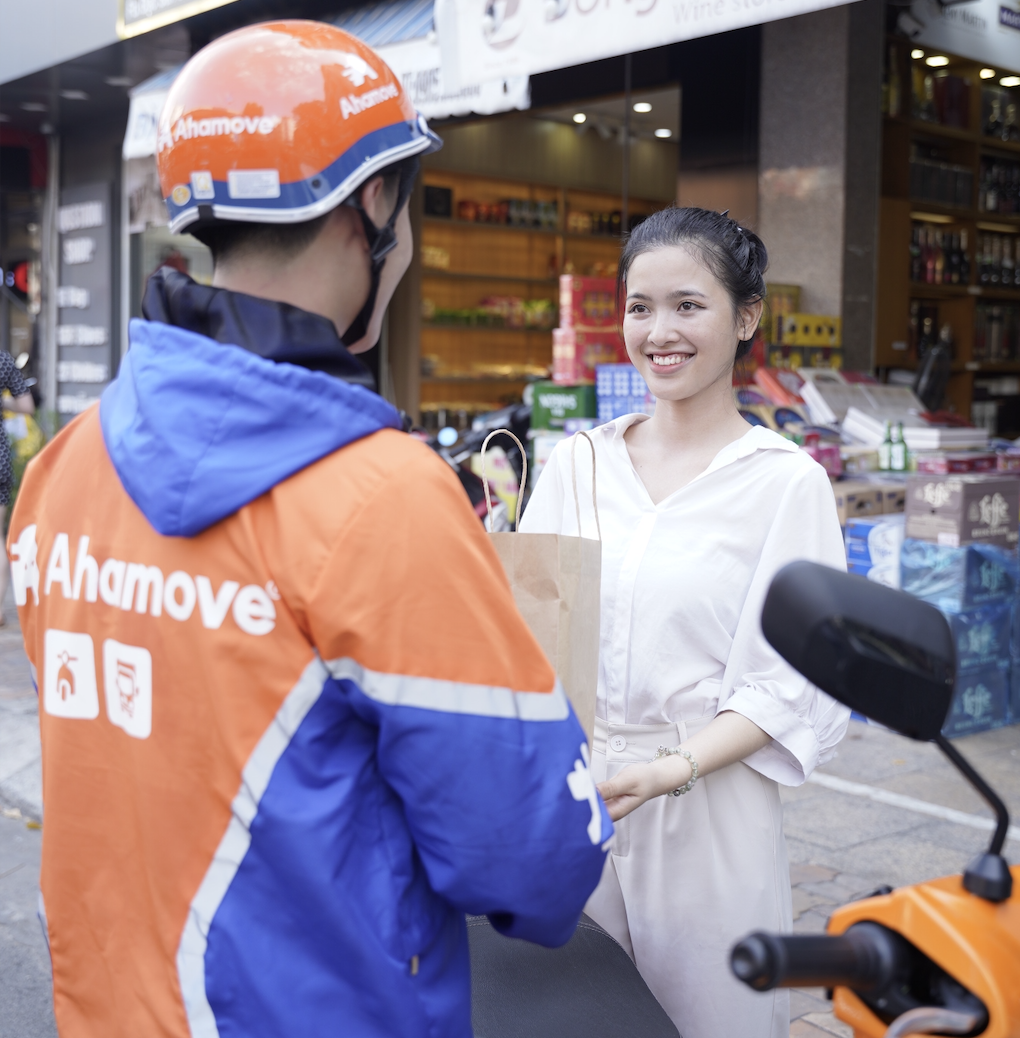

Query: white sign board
[
  {"left": 436, "top": 0, "right": 863, "bottom": 85},
  {"left": 378, "top": 36, "right": 529, "bottom": 118},
  {"left": 902, "top": 0, "right": 1020, "bottom": 71}
]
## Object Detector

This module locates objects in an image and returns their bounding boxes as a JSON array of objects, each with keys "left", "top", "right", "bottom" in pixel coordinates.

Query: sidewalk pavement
[
  {"left": 0, "top": 587, "right": 40, "bottom": 822},
  {"left": 1, "top": 582, "right": 1018, "bottom": 1037}
]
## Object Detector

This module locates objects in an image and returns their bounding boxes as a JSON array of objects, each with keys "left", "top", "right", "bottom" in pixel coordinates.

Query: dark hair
[
  {"left": 190, "top": 157, "right": 413, "bottom": 267},
  {"left": 617, "top": 206, "right": 768, "bottom": 359}
]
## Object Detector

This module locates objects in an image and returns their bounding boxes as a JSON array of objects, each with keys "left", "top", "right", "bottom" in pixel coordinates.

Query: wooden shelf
[
  {"left": 908, "top": 283, "right": 973, "bottom": 298},
  {"left": 422, "top": 269, "right": 557, "bottom": 285},
  {"left": 424, "top": 215, "right": 559, "bottom": 236},
  {"left": 423, "top": 323, "right": 553, "bottom": 333},
  {"left": 886, "top": 115, "right": 1020, "bottom": 155},
  {"left": 421, "top": 374, "right": 537, "bottom": 383},
  {"left": 423, "top": 215, "right": 628, "bottom": 243}
]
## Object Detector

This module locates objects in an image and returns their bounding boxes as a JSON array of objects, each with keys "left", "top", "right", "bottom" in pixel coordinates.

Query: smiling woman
[{"left": 520, "top": 206, "right": 850, "bottom": 1038}]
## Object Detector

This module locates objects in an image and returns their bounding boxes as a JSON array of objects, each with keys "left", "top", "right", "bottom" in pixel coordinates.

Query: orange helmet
[{"left": 157, "top": 20, "right": 441, "bottom": 234}]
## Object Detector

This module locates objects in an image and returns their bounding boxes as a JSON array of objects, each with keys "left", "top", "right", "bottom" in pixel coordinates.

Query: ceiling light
[
  {"left": 911, "top": 49, "right": 924, "bottom": 59},
  {"left": 104, "top": 76, "right": 133, "bottom": 87},
  {"left": 980, "top": 68, "right": 996, "bottom": 79},
  {"left": 654, "top": 128, "right": 672, "bottom": 138},
  {"left": 1001, "top": 75, "right": 1020, "bottom": 87},
  {"left": 572, "top": 112, "right": 586, "bottom": 124},
  {"left": 633, "top": 102, "right": 652, "bottom": 113},
  {"left": 925, "top": 55, "right": 950, "bottom": 67},
  {"left": 21, "top": 102, "right": 47, "bottom": 112},
  {"left": 60, "top": 89, "right": 88, "bottom": 101},
  {"left": 0, "top": 113, "right": 9, "bottom": 123}
]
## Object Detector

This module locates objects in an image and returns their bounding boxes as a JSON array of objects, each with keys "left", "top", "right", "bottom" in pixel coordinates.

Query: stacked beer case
[
  {"left": 552, "top": 277, "right": 628, "bottom": 384},
  {"left": 900, "top": 472, "right": 1020, "bottom": 736}
]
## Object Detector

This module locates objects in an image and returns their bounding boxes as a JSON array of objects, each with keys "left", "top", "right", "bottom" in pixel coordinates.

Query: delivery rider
[{"left": 9, "top": 22, "right": 610, "bottom": 1038}]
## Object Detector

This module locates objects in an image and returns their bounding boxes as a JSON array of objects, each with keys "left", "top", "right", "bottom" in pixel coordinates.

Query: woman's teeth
[{"left": 650, "top": 353, "right": 692, "bottom": 367}]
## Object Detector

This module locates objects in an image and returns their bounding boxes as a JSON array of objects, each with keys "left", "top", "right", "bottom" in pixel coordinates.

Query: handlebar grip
[{"left": 730, "top": 923, "right": 900, "bottom": 992}]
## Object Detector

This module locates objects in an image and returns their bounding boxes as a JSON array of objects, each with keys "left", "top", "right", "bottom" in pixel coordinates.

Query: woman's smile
[{"left": 648, "top": 350, "right": 695, "bottom": 369}]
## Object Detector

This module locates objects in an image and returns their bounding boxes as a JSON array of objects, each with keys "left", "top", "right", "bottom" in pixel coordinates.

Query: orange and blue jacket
[{"left": 9, "top": 276, "right": 610, "bottom": 1038}]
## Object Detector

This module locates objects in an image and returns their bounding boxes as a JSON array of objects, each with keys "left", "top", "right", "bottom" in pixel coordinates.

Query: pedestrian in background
[
  {"left": 521, "top": 207, "right": 850, "bottom": 1038},
  {"left": 0, "top": 350, "right": 34, "bottom": 626}
]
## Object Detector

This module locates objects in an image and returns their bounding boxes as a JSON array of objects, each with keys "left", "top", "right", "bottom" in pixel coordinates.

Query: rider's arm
[{"left": 299, "top": 440, "right": 611, "bottom": 946}]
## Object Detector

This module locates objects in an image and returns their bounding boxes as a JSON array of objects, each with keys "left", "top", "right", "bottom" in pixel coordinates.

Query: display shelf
[
  {"left": 422, "top": 270, "right": 557, "bottom": 285},
  {"left": 424, "top": 215, "right": 560, "bottom": 236},
  {"left": 422, "top": 374, "right": 534, "bottom": 383},
  {"left": 877, "top": 39, "right": 1020, "bottom": 427},
  {"left": 423, "top": 323, "right": 554, "bottom": 333},
  {"left": 419, "top": 167, "right": 659, "bottom": 416}
]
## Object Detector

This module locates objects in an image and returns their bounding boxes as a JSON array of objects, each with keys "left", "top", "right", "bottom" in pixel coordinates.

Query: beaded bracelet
[{"left": 652, "top": 745, "right": 699, "bottom": 796}]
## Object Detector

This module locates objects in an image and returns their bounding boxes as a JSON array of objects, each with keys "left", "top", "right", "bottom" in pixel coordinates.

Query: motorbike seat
[{"left": 468, "top": 913, "right": 681, "bottom": 1038}]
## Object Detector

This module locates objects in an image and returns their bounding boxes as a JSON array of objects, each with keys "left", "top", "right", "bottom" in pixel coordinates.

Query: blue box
[
  {"left": 943, "top": 664, "right": 1010, "bottom": 738},
  {"left": 900, "top": 540, "right": 1018, "bottom": 612},
  {"left": 595, "top": 363, "right": 649, "bottom": 399},
  {"left": 845, "top": 514, "right": 905, "bottom": 567},
  {"left": 848, "top": 559, "right": 900, "bottom": 588},
  {"left": 944, "top": 601, "right": 1012, "bottom": 672}
]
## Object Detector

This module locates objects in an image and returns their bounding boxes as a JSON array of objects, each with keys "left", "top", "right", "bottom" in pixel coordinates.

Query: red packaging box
[
  {"left": 552, "top": 327, "right": 627, "bottom": 384},
  {"left": 915, "top": 452, "right": 998, "bottom": 475},
  {"left": 559, "top": 276, "right": 618, "bottom": 330}
]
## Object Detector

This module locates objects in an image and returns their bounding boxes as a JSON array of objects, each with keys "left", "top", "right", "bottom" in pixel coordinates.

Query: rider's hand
[{"left": 597, "top": 756, "right": 693, "bottom": 821}]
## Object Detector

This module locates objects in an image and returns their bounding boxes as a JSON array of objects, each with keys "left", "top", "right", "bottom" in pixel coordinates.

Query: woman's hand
[{"left": 597, "top": 756, "right": 692, "bottom": 821}]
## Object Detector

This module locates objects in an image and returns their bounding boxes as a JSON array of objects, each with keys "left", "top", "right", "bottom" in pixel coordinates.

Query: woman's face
[{"left": 622, "top": 245, "right": 761, "bottom": 403}]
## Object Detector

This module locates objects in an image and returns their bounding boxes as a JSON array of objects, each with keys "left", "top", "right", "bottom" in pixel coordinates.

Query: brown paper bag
[{"left": 481, "top": 430, "right": 602, "bottom": 744}]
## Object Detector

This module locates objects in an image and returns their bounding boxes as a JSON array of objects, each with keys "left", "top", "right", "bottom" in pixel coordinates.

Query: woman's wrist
[{"left": 651, "top": 754, "right": 693, "bottom": 798}]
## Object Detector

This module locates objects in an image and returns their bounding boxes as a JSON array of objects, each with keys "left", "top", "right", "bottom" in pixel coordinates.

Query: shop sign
[
  {"left": 118, "top": 0, "right": 242, "bottom": 39},
  {"left": 900, "top": 0, "right": 1020, "bottom": 71},
  {"left": 436, "top": 0, "right": 862, "bottom": 84},
  {"left": 377, "top": 36, "right": 529, "bottom": 119},
  {"left": 57, "top": 185, "right": 111, "bottom": 417}
]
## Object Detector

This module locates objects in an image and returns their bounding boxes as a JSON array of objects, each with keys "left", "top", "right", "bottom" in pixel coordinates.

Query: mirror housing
[{"left": 762, "top": 562, "right": 955, "bottom": 741}]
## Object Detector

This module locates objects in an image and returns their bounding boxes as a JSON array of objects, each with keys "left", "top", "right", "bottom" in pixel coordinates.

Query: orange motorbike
[{"left": 731, "top": 561, "right": 1019, "bottom": 1038}]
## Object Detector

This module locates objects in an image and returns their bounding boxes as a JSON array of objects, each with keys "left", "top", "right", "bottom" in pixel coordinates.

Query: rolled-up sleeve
[{"left": 719, "top": 461, "right": 851, "bottom": 785}]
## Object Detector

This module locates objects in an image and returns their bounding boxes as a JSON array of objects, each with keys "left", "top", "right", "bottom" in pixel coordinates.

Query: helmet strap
[{"left": 340, "top": 158, "right": 419, "bottom": 349}]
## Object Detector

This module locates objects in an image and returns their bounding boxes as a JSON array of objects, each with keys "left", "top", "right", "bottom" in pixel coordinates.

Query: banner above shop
[
  {"left": 333, "top": 0, "right": 529, "bottom": 118},
  {"left": 899, "top": 0, "right": 1020, "bottom": 71},
  {"left": 118, "top": 0, "right": 243, "bottom": 39},
  {"left": 436, "top": 0, "right": 862, "bottom": 84}
]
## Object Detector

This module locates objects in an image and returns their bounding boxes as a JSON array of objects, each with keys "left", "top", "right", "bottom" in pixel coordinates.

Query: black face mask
[{"left": 340, "top": 157, "right": 420, "bottom": 349}]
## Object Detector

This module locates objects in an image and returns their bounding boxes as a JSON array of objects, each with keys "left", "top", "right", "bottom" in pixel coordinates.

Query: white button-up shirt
[{"left": 520, "top": 416, "right": 850, "bottom": 786}]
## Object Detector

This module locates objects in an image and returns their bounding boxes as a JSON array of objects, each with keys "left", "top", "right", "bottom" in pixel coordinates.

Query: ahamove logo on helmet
[{"left": 157, "top": 114, "right": 282, "bottom": 153}]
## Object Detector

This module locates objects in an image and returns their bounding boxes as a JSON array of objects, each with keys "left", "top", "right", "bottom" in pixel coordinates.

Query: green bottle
[
  {"left": 878, "top": 421, "right": 892, "bottom": 471},
  {"left": 890, "top": 422, "right": 907, "bottom": 472}
]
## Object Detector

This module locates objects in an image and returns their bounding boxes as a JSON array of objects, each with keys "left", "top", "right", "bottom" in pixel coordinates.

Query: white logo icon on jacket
[
  {"left": 43, "top": 630, "right": 99, "bottom": 719},
  {"left": 567, "top": 742, "right": 604, "bottom": 845},
  {"left": 103, "top": 640, "right": 153, "bottom": 740}
]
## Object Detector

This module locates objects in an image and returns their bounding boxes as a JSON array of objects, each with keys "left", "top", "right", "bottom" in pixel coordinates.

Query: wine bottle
[
  {"left": 959, "top": 229, "right": 970, "bottom": 283},
  {"left": 890, "top": 422, "right": 907, "bottom": 472},
  {"left": 878, "top": 422, "right": 892, "bottom": 471},
  {"left": 910, "top": 226, "right": 922, "bottom": 282}
]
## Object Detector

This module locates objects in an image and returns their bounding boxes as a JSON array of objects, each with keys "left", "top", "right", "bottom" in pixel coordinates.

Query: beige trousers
[{"left": 586, "top": 715, "right": 792, "bottom": 1038}]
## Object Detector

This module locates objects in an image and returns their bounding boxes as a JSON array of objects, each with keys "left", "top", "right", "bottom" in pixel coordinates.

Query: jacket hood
[{"left": 100, "top": 316, "right": 401, "bottom": 537}]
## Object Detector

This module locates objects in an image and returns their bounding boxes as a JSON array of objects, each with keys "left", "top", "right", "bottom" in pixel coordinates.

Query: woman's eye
[
  {"left": 678, "top": 300, "right": 698, "bottom": 312},
  {"left": 628, "top": 304, "right": 648, "bottom": 314}
]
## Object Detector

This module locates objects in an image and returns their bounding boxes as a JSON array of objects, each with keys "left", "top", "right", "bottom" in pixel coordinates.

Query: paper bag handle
[
  {"left": 570, "top": 431, "right": 601, "bottom": 542},
  {"left": 480, "top": 429, "right": 528, "bottom": 532}
]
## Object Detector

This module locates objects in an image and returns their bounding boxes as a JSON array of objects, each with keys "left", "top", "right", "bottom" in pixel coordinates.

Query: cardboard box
[
  {"left": 531, "top": 382, "right": 597, "bottom": 431},
  {"left": 944, "top": 601, "right": 1012, "bottom": 672},
  {"left": 900, "top": 540, "right": 1018, "bottom": 612},
  {"left": 845, "top": 514, "right": 905, "bottom": 567},
  {"left": 552, "top": 327, "right": 627, "bottom": 384},
  {"left": 943, "top": 664, "right": 1010, "bottom": 738},
  {"left": 559, "top": 276, "right": 618, "bottom": 330},
  {"left": 773, "top": 312, "right": 842, "bottom": 348},
  {"left": 833, "top": 481, "right": 884, "bottom": 526},
  {"left": 880, "top": 484, "right": 906, "bottom": 514},
  {"left": 915, "top": 451, "right": 998, "bottom": 475},
  {"left": 905, "top": 473, "right": 1020, "bottom": 548}
]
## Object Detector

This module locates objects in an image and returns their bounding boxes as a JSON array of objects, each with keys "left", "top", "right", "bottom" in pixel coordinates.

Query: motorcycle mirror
[
  {"left": 762, "top": 561, "right": 955, "bottom": 741},
  {"left": 763, "top": 561, "right": 1012, "bottom": 903}
]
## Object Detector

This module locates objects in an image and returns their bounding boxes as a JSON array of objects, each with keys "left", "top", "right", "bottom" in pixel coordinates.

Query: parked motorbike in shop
[
  {"left": 730, "top": 561, "right": 1020, "bottom": 1038},
  {"left": 424, "top": 403, "right": 531, "bottom": 529}
]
